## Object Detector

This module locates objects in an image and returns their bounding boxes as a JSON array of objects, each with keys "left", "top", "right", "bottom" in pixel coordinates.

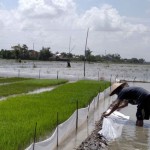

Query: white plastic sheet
[{"left": 99, "top": 110, "right": 129, "bottom": 141}]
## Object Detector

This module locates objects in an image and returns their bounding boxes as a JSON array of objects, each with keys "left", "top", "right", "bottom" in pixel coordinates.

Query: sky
[{"left": 0, "top": 0, "right": 150, "bottom": 61}]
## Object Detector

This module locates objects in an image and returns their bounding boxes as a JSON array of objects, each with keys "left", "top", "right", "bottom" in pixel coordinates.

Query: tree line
[{"left": 0, "top": 44, "right": 146, "bottom": 64}]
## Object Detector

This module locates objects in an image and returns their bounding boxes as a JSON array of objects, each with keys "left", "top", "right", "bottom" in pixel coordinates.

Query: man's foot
[{"left": 136, "top": 120, "right": 143, "bottom": 127}]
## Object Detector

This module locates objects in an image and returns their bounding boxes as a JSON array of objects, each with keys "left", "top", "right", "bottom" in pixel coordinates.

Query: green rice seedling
[
  {"left": 0, "top": 79, "right": 68, "bottom": 97},
  {"left": 0, "top": 77, "right": 32, "bottom": 83},
  {"left": 0, "top": 79, "right": 110, "bottom": 150}
]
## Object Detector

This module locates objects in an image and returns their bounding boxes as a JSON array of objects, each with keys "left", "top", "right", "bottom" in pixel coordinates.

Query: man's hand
[
  {"left": 102, "top": 100, "right": 121, "bottom": 118},
  {"left": 102, "top": 111, "right": 110, "bottom": 118}
]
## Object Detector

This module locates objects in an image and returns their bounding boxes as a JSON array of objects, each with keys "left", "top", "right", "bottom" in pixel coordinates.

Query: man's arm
[
  {"left": 117, "top": 100, "right": 128, "bottom": 110},
  {"left": 103, "top": 99, "right": 122, "bottom": 117}
]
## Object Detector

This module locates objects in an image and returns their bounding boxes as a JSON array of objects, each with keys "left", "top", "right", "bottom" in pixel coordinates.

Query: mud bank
[{"left": 76, "top": 117, "right": 108, "bottom": 150}]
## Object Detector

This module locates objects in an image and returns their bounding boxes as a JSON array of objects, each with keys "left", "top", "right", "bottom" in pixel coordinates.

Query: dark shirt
[{"left": 117, "top": 86, "right": 150, "bottom": 105}]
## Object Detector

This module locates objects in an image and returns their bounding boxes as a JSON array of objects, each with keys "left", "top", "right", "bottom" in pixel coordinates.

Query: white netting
[
  {"left": 25, "top": 87, "right": 111, "bottom": 150},
  {"left": 26, "top": 108, "right": 88, "bottom": 150}
]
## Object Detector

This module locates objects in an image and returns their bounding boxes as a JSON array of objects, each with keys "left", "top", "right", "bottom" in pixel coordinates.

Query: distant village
[{"left": 0, "top": 44, "right": 147, "bottom": 64}]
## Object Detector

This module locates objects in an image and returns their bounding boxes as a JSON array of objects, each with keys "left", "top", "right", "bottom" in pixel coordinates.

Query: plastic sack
[{"left": 99, "top": 110, "right": 129, "bottom": 141}]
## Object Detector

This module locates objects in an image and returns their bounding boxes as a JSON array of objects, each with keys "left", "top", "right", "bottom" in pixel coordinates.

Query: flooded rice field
[
  {"left": 0, "top": 59, "right": 150, "bottom": 82},
  {"left": 0, "top": 59, "right": 150, "bottom": 150}
]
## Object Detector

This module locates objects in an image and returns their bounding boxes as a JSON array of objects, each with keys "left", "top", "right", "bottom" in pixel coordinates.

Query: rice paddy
[
  {"left": 0, "top": 78, "right": 68, "bottom": 97},
  {"left": 0, "top": 78, "right": 110, "bottom": 150}
]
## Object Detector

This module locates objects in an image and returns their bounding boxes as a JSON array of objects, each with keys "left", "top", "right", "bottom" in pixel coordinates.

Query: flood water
[
  {"left": 109, "top": 82, "right": 150, "bottom": 150},
  {"left": 0, "top": 59, "right": 150, "bottom": 150},
  {"left": 0, "top": 59, "right": 150, "bottom": 82}
]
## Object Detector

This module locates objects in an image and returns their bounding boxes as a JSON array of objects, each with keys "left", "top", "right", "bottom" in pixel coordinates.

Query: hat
[{"left": 110, "top": 82, "right": 127, "bottom": 96}]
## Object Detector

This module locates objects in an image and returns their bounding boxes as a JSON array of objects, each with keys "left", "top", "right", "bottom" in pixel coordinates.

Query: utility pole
[
  {"left": 84, "top": 28, "right": 89, "bottom": 77},
  {"left": 33, "top": 43, "right": 34, "bottom": 50},
  {"left": 67, "top": 37, "right": 71, "bottom": 67},
  {"left": 69, "top": 37, "right": 71, "bottom": 53}
]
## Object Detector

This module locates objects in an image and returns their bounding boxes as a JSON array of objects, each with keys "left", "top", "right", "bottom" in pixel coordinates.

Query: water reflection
[{"left": 109, "top": 123, "right": 150, "bottom": 150}]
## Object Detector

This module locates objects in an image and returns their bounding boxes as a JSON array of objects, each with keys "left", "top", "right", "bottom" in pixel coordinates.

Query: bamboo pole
[
  {"left": 33, "top": 122, "right": 37, "bottom": 150},
  {"left": 84, "top": 28, "right": 89, "bottom": 77}
]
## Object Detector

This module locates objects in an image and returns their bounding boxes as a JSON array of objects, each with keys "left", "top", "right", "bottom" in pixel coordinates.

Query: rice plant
[
  {"left": 0, "top": 79, "right": 110, "bottom": 150},
  {"left": 0, "top": 78, "right": 68, "bottom": 97}
]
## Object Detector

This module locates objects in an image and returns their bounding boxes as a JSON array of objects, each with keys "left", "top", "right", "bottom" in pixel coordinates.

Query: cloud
[
  {"left": 0, "top": 0, "right": 150, "bottom": 60},
  {"left": 18, "top": 0, "right": 76, "bottom": 19},
  {"left": 1, "top": 1, "right": 148, "bottom": 34},
  {"left": 76, "top": 5, "right": 122, "bottom": 31},
  {"left": 76, "top": 4, "right": 148, "bottom": 34}
]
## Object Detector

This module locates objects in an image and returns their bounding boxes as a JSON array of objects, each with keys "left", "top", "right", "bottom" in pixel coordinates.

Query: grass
[
  {"left": 0, "top": 79, "right": 110, "bottom": 150},
  {"left": 0, "top": 78, "right": 68, "bottom": 97},
  {"left": 0, "top": 77, "right": 32, "bottom": 83}
]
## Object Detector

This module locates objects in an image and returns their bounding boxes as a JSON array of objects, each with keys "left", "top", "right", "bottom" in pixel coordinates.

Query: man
[{"left": 103, "top": 82, "right": 150, "bottom": 127}]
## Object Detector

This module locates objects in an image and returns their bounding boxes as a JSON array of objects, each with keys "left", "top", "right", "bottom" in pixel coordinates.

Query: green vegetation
[
  {"left": 0, "top": 44, "right": 146, "bottom": 63},
  {"left": 0, "top": 77, "right": 32, "bottom": 83},
  {"left": 0, "top": 78, "right": 68, "bottom": 97},
  {"left": 0, "top": 79, "right": 110, "bottom": 150}
]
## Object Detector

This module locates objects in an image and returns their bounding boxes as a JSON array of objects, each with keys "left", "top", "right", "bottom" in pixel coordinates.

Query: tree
[
  {"left": 11, "top": 44, "right": 21, "bottom": 61},
  {"left": 39, "top": 47, "right": 53, "bottom": 60},
  {"left": 85, "top": 48, "right": 92, "bottom": 63},
  {"left": 21, "top": 44, "right": 29, "bottom": 59},
  {"left": 130, "top": 58, "right": 139, "bottom": 63},
  {"left": 60, "top": 52, "right": 67, "bottom": 58},
  {"left": 138, "top": 58, "right": 145, "bottom": 64},
  {"left": 0, "top": 49, "right": 13, "bottom": 59}
]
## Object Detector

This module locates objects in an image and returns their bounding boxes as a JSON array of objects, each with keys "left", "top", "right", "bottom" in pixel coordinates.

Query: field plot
[
  {"left": 0, "top": 77, "right": 68, "bottom": 97},
  {"left": 0, "top": 77, "right": 32, "bottom": 83},
  {"left": 0, "top": 78, "right": 109, "bottom": 150}
]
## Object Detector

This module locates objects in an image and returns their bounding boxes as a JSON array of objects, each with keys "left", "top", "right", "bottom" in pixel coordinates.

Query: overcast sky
[{"left": 0, "top": 0, "right": 150, "bottom": 61}]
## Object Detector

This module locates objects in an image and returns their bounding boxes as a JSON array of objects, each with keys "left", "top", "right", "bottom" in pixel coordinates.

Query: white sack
[{"left": 99, "top": 110, "right": 129, "bottom": 141}]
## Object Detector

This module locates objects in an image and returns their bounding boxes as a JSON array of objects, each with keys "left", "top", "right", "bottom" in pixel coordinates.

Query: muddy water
[{"left": 109, "top": 82, "right": 150, "bottom": 150}]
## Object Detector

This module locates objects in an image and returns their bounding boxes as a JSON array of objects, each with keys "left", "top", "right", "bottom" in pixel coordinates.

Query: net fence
[{"left": 25, "top": 87, "right": 112, "bottom": 150}]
